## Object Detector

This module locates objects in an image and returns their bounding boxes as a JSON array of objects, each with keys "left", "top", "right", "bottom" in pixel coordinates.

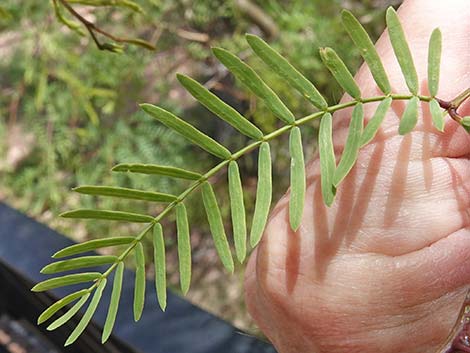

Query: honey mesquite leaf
[
  {"left": 386, "top": 7, "right": 419, "bottom": 95},
  {"left": 47, "top": 293, "right": 91, "bottom": 331},
  {"left": 53, "top": 237, "right": 135, "bottom": 258},
  {"left": 320, "top": 47, "right": 361, "bottom": 100},
  {"left": 177, "top": 74, "right": 263, "bottom": 140},
  {"left": 289, "top": 127, "right": 306, "bottom": 231},
  {"left": 250, "top": 142, "right": 272, "bottom": 247},
  {"left": 428, "top": 28, "right": 442, "bottom": 97},
  {"left": 64, "top": 279, "right": 107, "bottom": 346},
  {"left": 32, "top": 273, "right": 102, "bottom": 292},
  {"left": 360, "top": 97, "right": 392, "bottom": 147},
  {"left": 341, "top": 10, "right": 391, "bottom": 94},
  {"left": 319, "top": 113, "right": 336, "bottom": 206},
  {"left": 133, "top": 242, "right": 145, "bottom": 322},
  {"left": 37, "top": 289, "right": 89, "bottom": 324},
  {"left": 112, "top": 163, "right": 202, "bottom": 180},
  {"left": 41, "top": 256, "right": 117, "bottom": 274},
  {"left": 212, "top": 47, "right": 295, "bottom": 124},
  {"left": 60, "top": 209, "right": 154, "bottom": 223},
  {"left": 228, "top": 161, "right": 247, "bottom": 263},
  {"left": 176, "top": 203, "right": 191, "bottom": 294},
  {"left": 102, "top": 262, "right": 124, "bottom": 343},
  {"left": 73, "top": 186, "right": 176, "bottom": 203},
  {"left": 245, "top": 34, "right": 328, "bottom": 109},
  {"left": 333, "top": 103, "right": 364, "bottom": 187},
  {"left": 153, "top": 223, "right": 167, "bottom": 311},
  {"left": 201, "top": 182, "right": 234, "bottom": 273},
  {"left": 430, "top": 99, "right": 445, "bottom": 132},
  {"left": 140, "top": 104, "right": 231, "bottom": 159},
  {"left": 398, "top": 96, "right": 419, "bottom": 135}
]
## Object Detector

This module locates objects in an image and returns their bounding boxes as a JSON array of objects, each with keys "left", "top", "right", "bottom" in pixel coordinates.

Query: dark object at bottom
[{"left": 0, "top": 202, "right": 276, "bottom": 353}]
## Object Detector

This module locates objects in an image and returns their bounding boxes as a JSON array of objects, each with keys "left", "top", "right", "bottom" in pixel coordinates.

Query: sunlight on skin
[{"left": 245, "top": 1, "right": 470, "bottom": 352}]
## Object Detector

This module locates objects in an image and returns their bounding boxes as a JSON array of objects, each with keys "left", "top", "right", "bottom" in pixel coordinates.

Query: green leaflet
[
  {"left": 176, "top": 203, "right": 191, "bottom": 294},
  {"left": 32, "top": 272, "right": 101, "bottom": 292},
  {"left": 461, "top": 116, "right": 470, "bottom": 133},
  {"left": 37, "top": 289, "right": 89, "bottom": 324},
  {"left": 320, "top": 47, "right": 361, "bottom": 100},
  {"left": 134, "top": 242, "right": 145, "bottom": 322},
  {"left": 250, "top": 142, "right": 272, "bottom": 247},
  {"left": 430, "top": 99, "right": 444, "bottom": 132},
  {"left": 177, "top": 74, "right": 263, "bottom": 140},
  {"left": 47, "top": 293, "right": 90, "bottom": 331},
  {"left": 245, "top": 34, "right": 328, "bottom": 109},
  {"left": 102, "top": 262, "right": 124, "bottom": 343},
  {"left": 201, "top": 182, "right": 234, "bottom": 273},
  {"left": 228, "top": 161, "right": 247, "bottom": 263},
  {"left": 333, "top": 103, "right": 364, "bottom": 187},
  {"left": 64, "top": 279, "right": 107, "bottom": 346},
  {"left": 428, "top": 28, "right": 442, "bottom": 97},
  {"left": 398, "top": 96, "right": 419, "bottom": 135},
  {"left": 112, "top": 163, "right": 202, "bottom": 180},
  {"left": 212, "top": 47, "right": 295, "bottom": 124},
  {"left": 319, "top": 113, "right": 336, "bottom": 206},
  {"left": 60, "top": 209, "right": 154, "bottom": 223},
  {"left": 386, "top": 7, "right": 419, "bottom": 95},
  {"left": 289, "top": 127, "right": 305, "bottom": 231},
  {"left": 360, "top": 97, "right": 392, "bottom": 147},
  {"left": 41, "top": 256, "right": 117, "bottom": 274},
  {"left": 53, "top": 237, "right": 135, "bottom": 258},
  {"left": 341, "top": 10, "right": 391, "bottom": 95},
  {"left": 153, "top": 223, "right": 167, "bottom": 311},
  {"left": 73, "top": 186, "right": 176, "bottom": 203},
  {"left": 140, "top": 104, "right": 231, "bottom": 159}
]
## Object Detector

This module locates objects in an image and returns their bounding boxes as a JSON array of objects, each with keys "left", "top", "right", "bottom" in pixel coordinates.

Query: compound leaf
[
  {"left": 140, "top": 104, "right": 231, "bottom": 159},
  {"left": 246, "top": 34, "right": 328, "bottom": 109},
  {"left": 41, "top": 256, "right": 117, "bottom": 274},
  {"left": 102, "top": 262, "right": 124, "bottom": 343},
  {"left": 60, "top": 209, "right": 154, "bottom": 223},
  {"left": 228, "top": 161, "right": 247, "bottom": 263},
  {"left": 398, "top": 96, "right": 419, "bottom": 135},
  {"left": 176, "top": 203, "right": 191, "bottom": 294},
  {"left": 133, "top": 242, "right": 145, "bottom": 322},
  {"left": 319, "top": 113, "right": 336, "bottom": 206},
  {"left": 153, "top": 223, "right": 167, "bottom": 311},
  {"left": 289, "top": 127, "right": 305, "bottom": 231},
  {"left": 73, "top": 186, "right": 176, "bottom": 203},
  {"left": 341, "top": 10, "right": 391, "bottom": 94},
  {"left": 112, "top": 163, "right": 201, "bottom": 180},
  {"left": 250, "top": 142, "right": 272, "bottom": 247},
  {"left": 212, "top": 47, "right": 295, "bottom": 124},
  {"left": 428, "top": 28, "right": 442, "bottom": 97}
]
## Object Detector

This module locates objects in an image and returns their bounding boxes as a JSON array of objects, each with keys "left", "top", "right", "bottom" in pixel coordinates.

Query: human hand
[{"left": 244, "top": 1, "right": 470, "bottom": 352}]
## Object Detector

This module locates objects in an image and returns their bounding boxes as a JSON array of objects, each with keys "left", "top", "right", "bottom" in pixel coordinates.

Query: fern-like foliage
[{"left": 33, "top": 7, "right": 468, "bottom": 346}]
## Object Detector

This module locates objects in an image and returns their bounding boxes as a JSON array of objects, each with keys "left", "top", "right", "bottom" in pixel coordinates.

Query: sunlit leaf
[
  {"left": 428, "top": 28, "right": 442, "bottom": 97},
  {"left": 60, "top": 209, "right": 154, "bottom": 223},
  {"left": 201, "top": 182, "right": 234, "bottom": 273},
  {"left": 176, "top": 203, "right": 191, "bottom": 294},
  {"left": 64, "top": 279, "right": 107, "bottom": 346},
  {"left": 140, "top": 104, "right": 231, "bottom": 159},
  {"left": 41, "top": 256, "right": 117, "bottom": 274},
  {"left": 289, "top": 127, "right": 305, "bottom": 231},
  {"left": 38, "top": 289, "right": 89, "bottom": 324},
  {"left": 341, "top": 10, "right": 391, "bottom": 94},
  {"left": 53, "top": 237, "right": 135, "bottom": 258},
  {"left": 134, "top": 242, "right": 145, "bottom": 322},
  {"left": 250, "top": 142, "right": 272, "bottom": 247},
  {"left": 429, "top": 99, "right": 445, "bottom": 132},
  {"left": 212, "top": 47, "right": 295, "bottom": 124},
  {"left": 246, "top": 34, "right": 328, "bottom": 109},
  {"left": 177, "top": 74, "right": 263, "bottom": 140},
  {"left": 228, "top": 161, "right": 247, "bottom": 263},
  {"left": 398, "top": 96, "right": 419, "bottom": 135},
  {"left": 153, "top": 223, "right": 167, "bottom": 311},
  {"left": 320, "top": 47, "right": 361, "bottom": 100},
  {"left": 102, "top": 262, "right": 124, "bottom": 343},
  {"left": 112, "top": 163, "right": 202, "bottom": 180},
  {"left": 386, "top": 7, "right": 418, "bottom": 95},
  {"left": 360, "top": 97, "right": 392, "bottom": 147},
  {"left": 73, "top": 186, "right": 176, "bottom": 203},
  {"left": 47, "top": 293, "right": 90, "bottom": 331},
  {"left": 319, "top": 113, "right": 336, "bottom": 206},
  {"left": 333, "top": 103, "right": 364, "bottom": 187},
  {"left": 32, "top": 273, "right": 101, "bottom": 292}
]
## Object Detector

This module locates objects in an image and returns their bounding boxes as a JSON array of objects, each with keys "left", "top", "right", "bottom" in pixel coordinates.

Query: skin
[{"left": 244, "top": 1, "right": 470, "bottom": 352}]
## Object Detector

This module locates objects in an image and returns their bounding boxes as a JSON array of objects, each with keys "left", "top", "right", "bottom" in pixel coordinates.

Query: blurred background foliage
[{"left": 0, "top": 0, "right": 398, "bottom": 333}]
